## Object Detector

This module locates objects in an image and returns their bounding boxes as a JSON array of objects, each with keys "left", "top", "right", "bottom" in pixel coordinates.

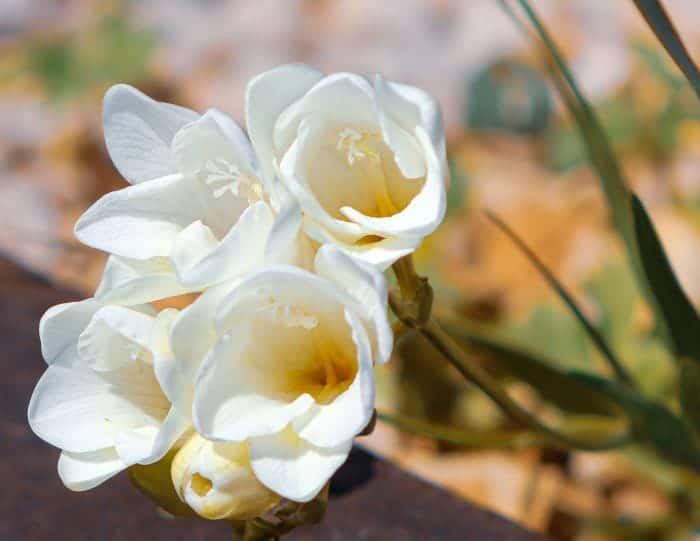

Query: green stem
[
  {"left": 484, "top": 210, "right": 635, "bottom": 387},
  {"left": 389, "top": 256, "right": 631, "bottom": 452},
  {"left": 418, "top": 314, "right": 629, "bottom": 451}
]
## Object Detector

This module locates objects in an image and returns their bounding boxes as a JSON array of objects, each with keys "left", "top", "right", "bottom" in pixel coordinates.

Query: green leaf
[
  {"left": 680, "top": 358, "right": 700, "bottom": 437},
  {"left": 503, "top": 0, "right": 700, "bottom": 365},
  {"left": 572, "top": 372, "right": 700, "bottom": 472},
  {"left": 128, "top": 449, "right": 195, "bottom": 517},
  {"left": 485, "top": 211, "right": 633, "bottom": 385},
  {"left": 443, "top": 320, "right": 621, "bottom": 418},
  {"left": 631, "top": 194, "right": 700, "bottom": 362},
  {"left": 632, "top": 0, "right": 700, "bottom": 100}
]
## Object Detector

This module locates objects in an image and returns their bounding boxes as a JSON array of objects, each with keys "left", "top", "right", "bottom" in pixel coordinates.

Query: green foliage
[
  {"left": 572, "top": 373, "right": 700, "bottom": 472},
  {"left": 486, "top": 211, "right": 632, "bottom": 384},
  {"left": 25, "top": 15, "right": 155, "bottom": 101},
  {"left": 465, "top": 59, "right": 553, "bottom": 135},
  {"left": 632, "top": 0, "right": 700, "bottom": 100},
  {"left": 446, "top": 322, "right": 618, "bottom": 417},
  {"left": 545, "top": 44, "right": 699, "bottom": 171}
]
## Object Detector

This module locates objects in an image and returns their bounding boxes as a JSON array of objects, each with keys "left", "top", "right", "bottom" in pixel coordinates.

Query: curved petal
[
  {"left": 304, "top": 218, "right": 420, "bottom": 270},
  {"left": 249, "top": 428, "right": 352, "bottom": 502},
  {"left": 115, "top": 406, "right": 189, "bottom": 466},
  {"left": 193, "top": 320, "right": 315, "bottom": 442},
  {"left": 74, "top": 174, "right": 201, "bottom": 259},
  {"left": 379, "top": 113, "right": 425, "bottom": 180},
  {"left": 58, "top": 448, "right": 126, "bottom": 491},
  {"left": 39, "top": 299, "right": 99, "bottom": 367},
  {"left": 278, "top": 122, "right": 367, "bottom": 244},
  {"left": 172, "top": 111, "right": 258, "bottom": 181},
  {"left": 339, "top": 127, "right": 446, "bottom": 238},
  {"left": 171, "top": 201, "right": 275, "bottom": 288},
  {"left": 28, "top": 362, "right": 168, "bottom": 454},
  {"left": 263, "top": 183, "right": 314, "bottom": 269},
  {"left": 96, "top": 256, "right": 191, "bottom": 305},
  {"left": 170, "top": 282, "right": 239, "bottom": 383},
  {"left": 28, "top": 365, "right": 119, "bottom": 452},
  {"left": 245, "top": 64, "right": 324, "bottom": 184},
  {"left": 273, "top": 72, "right": 377, "bottom": 152},
  {"left": 293, "top": 309, "right": 375, "bottom": 447},
  {"left": 314, "top": 245, "right": 392, "bottom": 364},
  {"left": 76, "top": 305, "right": 155, "bottom": 371},
  {"left": 374, "top": 74, "right": 447, "bottom": 184},
  {"left": 103, "top": 84, "right": 198, "bottom": 184}
]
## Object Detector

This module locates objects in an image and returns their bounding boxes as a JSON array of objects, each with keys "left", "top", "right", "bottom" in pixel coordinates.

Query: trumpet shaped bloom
[
  {"left": 28, "top": 300, "right": 189, "bottom": 491},
  {"left": 246, "top": 64, "right": 448, "bottom": 269},
  {"left": 173, "top": 245, "right": 392, "bottom": 502},
  {"left": 74, "top": 85, "right": 283, "bottom": 301},
  {"left": 171, "top": 433, "right": 280, "bottom": 520}
]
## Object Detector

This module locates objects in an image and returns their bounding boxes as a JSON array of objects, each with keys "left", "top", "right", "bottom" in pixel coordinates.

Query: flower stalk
[{"left": 390, "top": 256, "right": 631, "bottom": 452}]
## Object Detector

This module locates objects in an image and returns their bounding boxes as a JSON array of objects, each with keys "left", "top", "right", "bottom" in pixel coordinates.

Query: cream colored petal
[
  {"left": 103, "top": 84, "right": 198, "bottom": 184},
  {"left": 249, "top": 428, "right": 352, "bottom": 503}
]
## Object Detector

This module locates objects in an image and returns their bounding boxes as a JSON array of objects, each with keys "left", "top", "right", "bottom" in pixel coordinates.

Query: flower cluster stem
[{"left": 389, "top": 257, "right": 630, "bottom": 452}]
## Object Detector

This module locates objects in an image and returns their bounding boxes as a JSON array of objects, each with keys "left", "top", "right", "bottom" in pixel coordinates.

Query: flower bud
[{"left": 171, "top": 434, "right": 280, "bottom": 520}]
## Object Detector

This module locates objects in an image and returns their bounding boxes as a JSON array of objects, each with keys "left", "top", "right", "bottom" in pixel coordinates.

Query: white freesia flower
[
  {"left": 171, "top": 433, "right": 280, "bottom": 520},
  {"left": 246, "top": 64, "right": 448, "bottom": 269},
  {"left": 172, "top": 245, "right": 392, "bottom": 502},
  {"left": 28, "top": 299, "right": 189, "bottom": 491},
  {"left": 74, "top": 85, "right": 292, "bottom": 302}
]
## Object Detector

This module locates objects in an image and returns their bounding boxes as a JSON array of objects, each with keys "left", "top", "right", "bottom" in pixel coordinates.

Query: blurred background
[{"left": 1, "top": 1, "right": 700, "bottom": 539}]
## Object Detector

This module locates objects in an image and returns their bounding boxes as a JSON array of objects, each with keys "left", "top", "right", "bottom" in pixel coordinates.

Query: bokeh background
[{"left": 2, "top": 1, "right": 700, "bottom": 539}]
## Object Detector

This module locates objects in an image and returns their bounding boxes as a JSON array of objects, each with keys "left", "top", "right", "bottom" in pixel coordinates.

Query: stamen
[
  {"left": 200, "top": 158, "right": 263, "bottom": 203},
  {"left": 337, "top": 128, "right": 380, "bottom": 165},
  {"left": 255, "top": 291, "right": 318, "bottom": 329}
]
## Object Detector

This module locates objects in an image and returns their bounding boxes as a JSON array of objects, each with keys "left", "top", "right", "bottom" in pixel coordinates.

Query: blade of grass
[
  {"left": 484, "top": 210, "right": 634, "bottom": 386},
  {"left": 441, "top": 318, "right": 622, "bottom": 417},
  {"left": 631, "top": 194, "right": 700, "bottom": 360},
  {"left": 632, "top": 0, "right": 700, "bottom": 100},
  {"left": 499, "top": 0, "right": 700, "bottom": 362}
]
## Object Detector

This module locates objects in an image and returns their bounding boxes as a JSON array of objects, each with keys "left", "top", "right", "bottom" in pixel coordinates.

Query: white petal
[
  {"left": 115, "top": 407, "right": 189, "bottom": 465},
  {"left": 263, "top": 183, "right": 309, "bottom": 267},
  {"left": 58, "top": 448, "right": 126, "bottom": 491},
  {"left": 193, "top": 320, "right": 315, "bottom": 441},
  {"left": 74, "top": 174, "right": 200, "bottom": 259},
  {"left": 374, "top": 74, "right": 447, "bottom": 183},
  {"left": 207, "top": 108, "right": 262, "bottom": 181},
  {"left": 314, "top": 245, "right": 393, "bottom": 364},
  {"left": 245, "top": 64, "right": 323, "bottom": 184},
  {"left": 249, "top": 429, "right": 352, "bottom": 502},
  {"left": 103, "top": 84, "right": 198, "bottom": 184},
  {"left": 293, "top": 309, "right": 375, "bottom": 447},
  {"left": 273, "top": 73, "right": 377, "bottom": 152},
  {"left": 304, "top": 219, "right": 420, "bottom": 270},
  {"left": 172, "top": 110, "right": 258, "bottom": 180},
  {"left": 39, "top": 299, "right": 99, "bottom": 367},
  {"left": 378, "top": 112, "right": 425, "bottom": 180},
  {"left": 171, "top": 201, "right": 275, "bottom": 288},
  {"left": 170, "top": 282, "right": 238, "bottom": 383},
  {"left": 96, "top": 256, "right": 191, "bottom": 305},
  {"left": 278, "top": 121, "right": 367, "bottom": 244},
  {"left": 339, "top": 127, "right": 446, "bottom": 238},
  {"left": 28, "top": 363, "right": 168, "bottom": 453},
  {"left": 29, "top": 365, "right": 119, "bottom": 452},
  {"left": 76, "top": 305, "right": 154, "bottom": 371}
]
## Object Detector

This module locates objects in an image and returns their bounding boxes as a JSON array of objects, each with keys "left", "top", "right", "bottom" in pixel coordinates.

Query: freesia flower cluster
[{"left": 28, "top": 64, "right": 446, "bottom": 521}]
